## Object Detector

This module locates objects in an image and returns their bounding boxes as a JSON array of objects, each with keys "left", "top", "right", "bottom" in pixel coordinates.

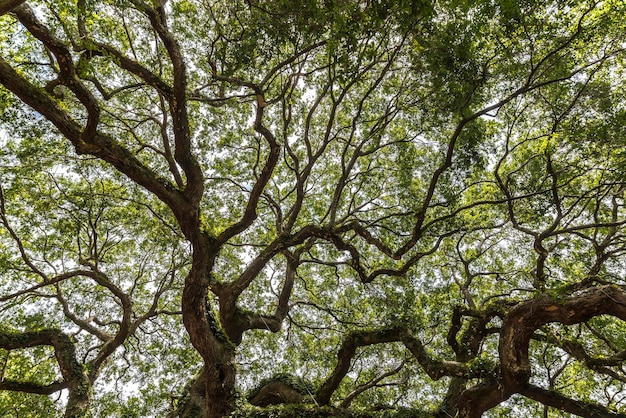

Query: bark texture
[
  {"left": 458, "top": 285, "right": 626, "bottom": 417},
  {"left": 0, "top": 329, "right": 91, "bottom": 418}
]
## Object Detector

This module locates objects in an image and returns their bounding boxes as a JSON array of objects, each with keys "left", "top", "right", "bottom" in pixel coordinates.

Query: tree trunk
[
  {"left": 204, "top": 356, "right": 236, "bottom": 418},
  {"left": 436, "top": 377, "right": 465, "bottom": 417},
  {"left": 181, "top": 233, "right": 237, "bottom": 418},
  {"left": 64, "top": 388, "right": 92, "bottom": 418},
  {"left": 182, "top": 284, "right": 237, "bottom": 418},
  {"left": 174, "top": 359, "right": 236, "bottom": 418}
]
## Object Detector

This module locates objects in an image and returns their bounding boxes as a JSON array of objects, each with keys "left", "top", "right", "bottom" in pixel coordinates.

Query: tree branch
[
  {"left": 0, "top": 328, "right": 91, "bottom": 416},
  {"left": 0, "top": 379, "right": 66, "bottom": 395},
  {"left": 316, "top": 327, "right": 478, "bottom": 406},
  {"left": 520, "top": 384, "right": 626, "bottom": 418},
  {"left": 459, "top": 285, "right": 626, "bottom": 418},
  {"left": 0, "top": 0, "right": 23, "bottom": 15}
]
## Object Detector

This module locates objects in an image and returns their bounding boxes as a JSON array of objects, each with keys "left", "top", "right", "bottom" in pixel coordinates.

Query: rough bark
[
  {"left": 0, "top": 329, "right": 91, "bottom": 418},
  {"left": 458, "top": 285, "right": 626, "bottom": 418},
  {"left": 179, "top": 230, "right": 237, "bottom": 418}
]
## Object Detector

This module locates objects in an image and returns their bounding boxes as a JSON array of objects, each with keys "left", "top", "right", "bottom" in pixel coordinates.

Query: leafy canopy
[{"left": 1, "top": 0, "right": 626, "bottom": 417}]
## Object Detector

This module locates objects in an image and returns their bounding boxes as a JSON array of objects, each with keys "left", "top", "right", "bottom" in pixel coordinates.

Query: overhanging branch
[
  {"left": 459, "top": 285, "right": 626, "bottom": 418},
  {"left": 0, "top": 328, "right": 91, "bottom": 416},
  {"left": 520, "top": 384, "right": 626, "bottom": 418},
  {"left": 0, "top": 379, "right": 66, "bottom": 395}
]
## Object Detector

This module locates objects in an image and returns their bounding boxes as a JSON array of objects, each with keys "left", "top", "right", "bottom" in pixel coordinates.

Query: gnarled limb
[
  {"left": 459, "top": 285, "right": 626, "bottom": 418},
  {"left": 316, "top": 327, "right": 480, "bottom": 406},
  {"left": 0, "top": 329, "right": 91, "bottom": 418}
]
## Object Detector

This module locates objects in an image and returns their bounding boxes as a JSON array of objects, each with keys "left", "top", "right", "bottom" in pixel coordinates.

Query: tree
[{"left": 1, "top": 0, "right": 626, "bottom": 417}]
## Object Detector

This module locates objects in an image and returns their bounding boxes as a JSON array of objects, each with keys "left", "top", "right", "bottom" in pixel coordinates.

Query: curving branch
[
  {"left": 520, "top": 384, "right": 626, "bottom": 418},
  {"left": 242, "top": 251, "right": 299, "bottom": 335},
  {"left": 315, "top": 327, "right": 478, "bottom": 406},
  {"left": 458, "top": 285, "right": 626, "bottom": 418},
  {"left": 315, "top": 328, "right": 405, "bottom": 405},
  {"left": 14, "top": 4, "right": 100, "bottom": 142},
  {"left": 552, "top": 333, "right": 626, "bottom": 377},
  {"left": 0, "top": 329, "right": 91, "bottom": 417},
  {"left": 0, "top": 379, "right": 66, "bottom": 395},
  {"left": 314, "top": 286, "right": 626, "bottom": 416},
  {"left": 88, "top": 42, "right": 173, "bottom": 97},
  {"left": 214, "top": 82, "right": 280, "bottom": 246}
]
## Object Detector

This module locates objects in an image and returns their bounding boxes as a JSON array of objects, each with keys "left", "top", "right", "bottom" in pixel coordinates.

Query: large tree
[{"left": 1, "top": 0, "right": 626, "bottom": 417}]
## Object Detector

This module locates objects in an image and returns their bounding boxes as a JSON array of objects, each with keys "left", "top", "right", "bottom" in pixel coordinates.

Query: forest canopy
[{"left": 1, "top": 0, "right": 626, "bottom": 417}]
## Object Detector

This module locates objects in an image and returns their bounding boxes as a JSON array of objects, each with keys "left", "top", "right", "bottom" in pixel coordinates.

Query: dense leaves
[{"left": 1, "top": 0, "right": 626, "bottom": 417}]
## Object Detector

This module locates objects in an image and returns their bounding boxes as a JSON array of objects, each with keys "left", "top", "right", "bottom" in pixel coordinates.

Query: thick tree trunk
[
  {"left": 182, "top": 284, "right": 237, "bottom": 418},
  {"left": 180, "top": 232, "right": 237, "bottom": 418},
  {"left": 64, "top": 389, "right": 91, "bottom": 418},
  {"left": 204, "top": 355, "right": 237, "bottom": 418},
  {"left": 60, "top": 340, "right": 92, "bottom": 418},
  {"left": 204, "top": 349, "right": 236, "bottom": 418},
  {"left": 182, "top": 306, "right": 237, "bottom": 417},
  {"left": 174, "top": 360, "right": 236, "bottom": 418}
]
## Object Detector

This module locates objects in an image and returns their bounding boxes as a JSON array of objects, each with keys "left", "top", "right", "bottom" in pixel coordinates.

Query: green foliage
[
  {"left": 0, "top": 391, "right": 61, "bottom": 418},
  {"left": 1, "top": 0, "right": 626, "bottom": 417}
]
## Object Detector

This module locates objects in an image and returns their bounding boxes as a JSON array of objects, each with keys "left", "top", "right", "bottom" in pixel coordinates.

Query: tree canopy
[{"left": 1, "top": 0, "right": 626, "bottom": 417}]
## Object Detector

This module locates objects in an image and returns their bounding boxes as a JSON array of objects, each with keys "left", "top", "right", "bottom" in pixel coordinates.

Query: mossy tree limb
[{"left": 0, "top": 329, "right": 91, "bottom": 418}]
